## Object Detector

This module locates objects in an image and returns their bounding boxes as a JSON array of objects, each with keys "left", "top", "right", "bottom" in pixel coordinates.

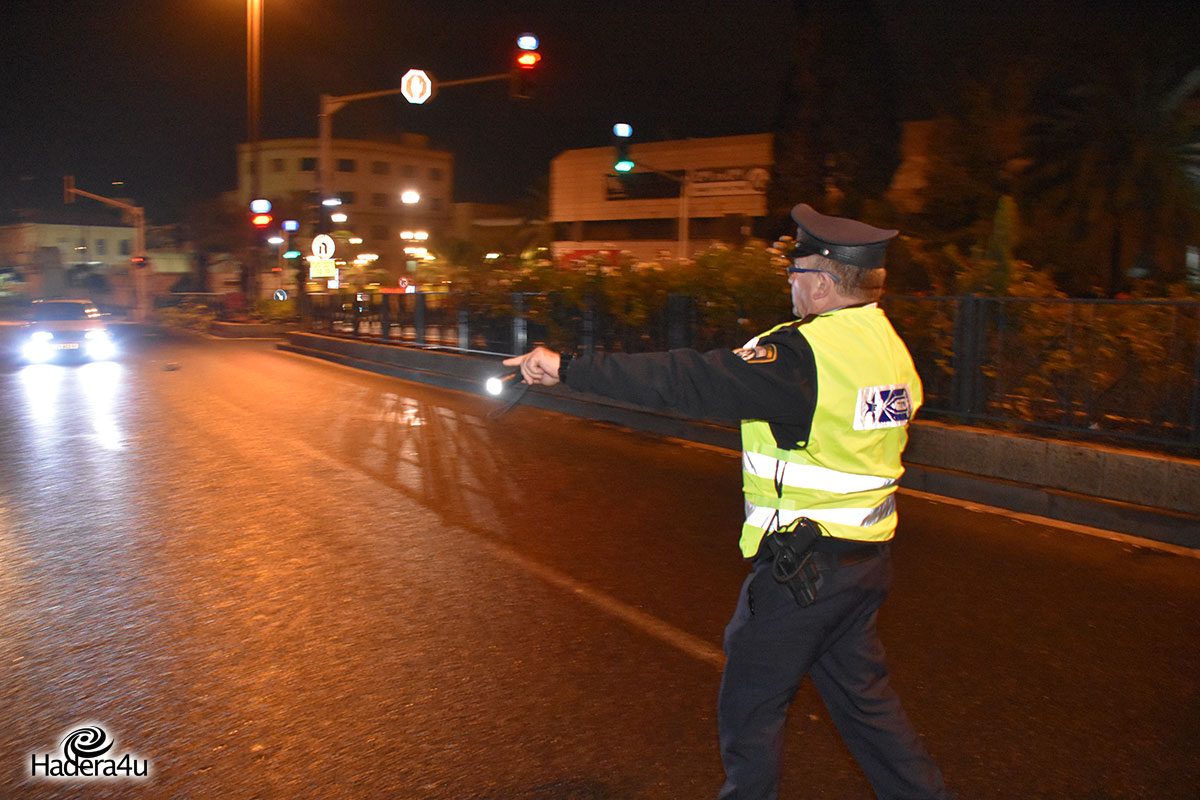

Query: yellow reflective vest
[{"left": 739, "top": 304, "right": 923, "bottom": 557}]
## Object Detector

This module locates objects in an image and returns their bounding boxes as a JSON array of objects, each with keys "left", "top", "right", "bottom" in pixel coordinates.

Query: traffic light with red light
[
  {"left": 510, "top": 33, "right": 540, "bottom": 100},
  {"left": 249, "top": 198, "right": 273, "bottom": 230},
  {"left": 130, "top": 256, "right": 147, "bottom": 268}
]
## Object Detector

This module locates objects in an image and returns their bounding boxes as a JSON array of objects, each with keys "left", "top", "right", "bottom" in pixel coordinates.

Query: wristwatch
[{"left": 558, "top": 351, "right": 575, "bottom": 384}]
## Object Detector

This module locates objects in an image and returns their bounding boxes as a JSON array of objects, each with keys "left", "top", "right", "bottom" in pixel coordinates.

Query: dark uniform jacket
[{"left": 562, "top": 320, "right": 819, "bottom": 451}]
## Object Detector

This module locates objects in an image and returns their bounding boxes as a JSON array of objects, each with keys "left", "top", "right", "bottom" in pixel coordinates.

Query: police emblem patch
[
  {"left": 853, "top": 384, "right": 912, "bottom": 430},
  {"left": 733, "top": 344, "right": 777, "bottom": 364}
]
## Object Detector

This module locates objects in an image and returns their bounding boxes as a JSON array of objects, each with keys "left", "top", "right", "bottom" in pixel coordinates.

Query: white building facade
[
  {"left": 236, "top": 136, "right": 454, "bottom": 277},
  {"left": 550, "top": 133, "right": 773, "bottom": 262},
  {"left": 0, "top": 212, "right": 187, "bottom": 306}
]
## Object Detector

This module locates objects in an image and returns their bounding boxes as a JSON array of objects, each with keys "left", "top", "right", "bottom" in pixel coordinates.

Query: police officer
[{"left": 504, "top": 203, "right": 951, "bottom": 799}]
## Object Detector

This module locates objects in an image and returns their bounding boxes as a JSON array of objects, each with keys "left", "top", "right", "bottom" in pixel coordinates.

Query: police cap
[{"left": 790, "top": 203, "right": 898, "bottom": 269}]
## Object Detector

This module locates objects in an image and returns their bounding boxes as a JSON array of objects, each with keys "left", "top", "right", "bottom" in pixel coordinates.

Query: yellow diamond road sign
[{"left": 401, "top": 69, "right": 434, "bottom": 105}]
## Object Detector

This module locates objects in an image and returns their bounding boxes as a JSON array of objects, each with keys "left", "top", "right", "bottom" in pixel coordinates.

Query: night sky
[{"left": 2, "top": 1, "right": 1196, "bottom": 223}]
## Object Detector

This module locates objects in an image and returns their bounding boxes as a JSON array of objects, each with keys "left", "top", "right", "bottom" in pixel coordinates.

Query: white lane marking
[
  {"left": 190, "top": 385, "right": 728, "bottom": 669},
  {"left": 464, "top": 537, "right": 726, "bottom": 668}
]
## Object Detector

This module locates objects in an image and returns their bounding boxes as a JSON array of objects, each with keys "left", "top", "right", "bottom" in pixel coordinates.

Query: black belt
[{"left": 755, "top": 538, "right": 886, "bottom": 569}]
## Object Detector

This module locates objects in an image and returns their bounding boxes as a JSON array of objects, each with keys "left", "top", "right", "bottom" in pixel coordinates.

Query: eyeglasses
[{"left": 786, "top": 265, "right": 841, "bottom": 283}]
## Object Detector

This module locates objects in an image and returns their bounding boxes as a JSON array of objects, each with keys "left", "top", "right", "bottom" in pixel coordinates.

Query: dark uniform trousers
[{"left": 717, "top": 543, "right": 951, "bottom": 800}]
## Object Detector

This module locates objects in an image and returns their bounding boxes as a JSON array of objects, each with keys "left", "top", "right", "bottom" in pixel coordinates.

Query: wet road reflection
[
  {"left": 0, "top": 336, "right": 1196, "bottom": 799},
  {"left": 16, "top": 361, "right": 126, "bottom": 450}
]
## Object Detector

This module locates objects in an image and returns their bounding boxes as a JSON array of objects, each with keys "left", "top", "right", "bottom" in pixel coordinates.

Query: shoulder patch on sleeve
[{"left": 732, "top": 343, "right": 778, "bottom": 364}]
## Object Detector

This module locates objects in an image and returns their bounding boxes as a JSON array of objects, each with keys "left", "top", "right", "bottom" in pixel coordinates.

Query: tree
[
  {"left": 769, "top": 0, "right": 901, "bottom": 228},
  {"left": 510, "top": 174, "right": 553, "bottom": 258},
  {"left": 180, "top": 195, "right": 255, "bottom": 293},
  {"left": 1022, "top": 59, "right": 1200, "bottom": 295}
]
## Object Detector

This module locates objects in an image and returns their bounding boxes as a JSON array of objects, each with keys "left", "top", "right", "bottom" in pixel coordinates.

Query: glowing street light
[
  {"left": 400, "top": 190, "right": 421, "bottom": 205},
  {"left": 330, "top": 212, "right": 348, "bottom": 224}
]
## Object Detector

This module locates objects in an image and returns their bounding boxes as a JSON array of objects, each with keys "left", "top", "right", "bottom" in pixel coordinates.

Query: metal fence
[{"left": 303, "top": 292, "right": 1200, "bottom": 454}]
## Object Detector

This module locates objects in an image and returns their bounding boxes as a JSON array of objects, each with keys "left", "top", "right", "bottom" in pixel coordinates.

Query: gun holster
[{"left": 764, "top": 518, "right": 824, "bottom": 607}]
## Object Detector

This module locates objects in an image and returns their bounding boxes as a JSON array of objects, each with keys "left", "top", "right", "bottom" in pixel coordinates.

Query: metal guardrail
[
  {"left": 883, "top": 296, "right": 1200, "bottom": 453},
  {"left": 301, "top": 291, "right": 1200, "bottom": 454}
]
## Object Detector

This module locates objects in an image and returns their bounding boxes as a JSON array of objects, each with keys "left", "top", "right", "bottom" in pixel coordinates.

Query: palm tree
[
  {"left": 511, "top": 175, "right": 552, "bottom": 259},
  {"left": 769, "top": 0, "right": 901, "bottom": 224},
  {"left": 1022, "top": 61, "right": 1200, "bottom": 295}
]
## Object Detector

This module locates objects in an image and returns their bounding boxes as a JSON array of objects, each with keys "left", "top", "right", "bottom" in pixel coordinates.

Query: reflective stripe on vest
[
  {"left": 744, "top": 496, "right": 897, "bottom": 531},
  {"left": 743, "top": 450, "right": 896, "bottom": 494},
  {"left": 737, "top": 306, "right": 922, "bottom": 556}
]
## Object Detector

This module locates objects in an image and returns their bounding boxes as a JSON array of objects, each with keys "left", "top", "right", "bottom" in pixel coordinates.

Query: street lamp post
[
  {"left": 399, "top": 190, "right": 421, "bottom": 272},
  {"left": 246, "top": 0, "right": 264, "bottom": 300},
  {"left": 246, "top": 0, "right": 262, "bottom": 201}
]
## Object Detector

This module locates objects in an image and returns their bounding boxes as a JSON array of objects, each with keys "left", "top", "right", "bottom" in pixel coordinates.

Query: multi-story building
[
  {"left": 550, "top": 126, "right": 936, "bottom": 262},
  {"left": 235, "top": 135, "right": 454, "bottom": 277},
  {"left": 550, "top": 133, "right": 773, "bottom": 262},
  {"left": 0, "top": 208, "right": 135, "bottom": 273},
  {"left": 0, "top": 208, "right": 188, "bottom": 305}
]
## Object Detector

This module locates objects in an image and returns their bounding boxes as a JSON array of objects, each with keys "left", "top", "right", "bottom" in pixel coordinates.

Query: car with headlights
[{"left": 20, "top": 299, "right": 118, "bottom": 363}]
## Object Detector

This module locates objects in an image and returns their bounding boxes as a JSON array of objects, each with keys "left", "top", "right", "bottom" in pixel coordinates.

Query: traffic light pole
[
  {"left": 63, "top": 177, "right": 150, "bottom": 322},
  {"left": 618, "top": 159, "right": 690, "bottom": 260},
  {"left": 316, "top": 72, "right": 510, "bottom": 206}
]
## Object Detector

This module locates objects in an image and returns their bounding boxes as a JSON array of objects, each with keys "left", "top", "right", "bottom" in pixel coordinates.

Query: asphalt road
[{"left": 0, "top": 331, "right": 1197, "bottom": 799}]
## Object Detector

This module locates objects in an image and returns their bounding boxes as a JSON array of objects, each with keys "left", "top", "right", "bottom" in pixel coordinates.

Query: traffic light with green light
[
  {"left": 282, "top": 219, "right": 301, "bottom": 259},
  {"left": 612, "top": 123, "right": 634, "bottom": 172},
  {"left": 510, "top": 33, "right": 540, "bottom": 100}
]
